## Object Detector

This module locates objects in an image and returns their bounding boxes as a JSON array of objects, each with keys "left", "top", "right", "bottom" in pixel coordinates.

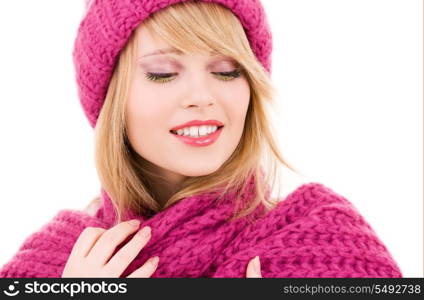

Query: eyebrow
[
  {"left": 141, "top": 48, "right": 183, "bottom": 58},
  {"left": 140, "top": 48, "right": 221, "bottom": 58}
]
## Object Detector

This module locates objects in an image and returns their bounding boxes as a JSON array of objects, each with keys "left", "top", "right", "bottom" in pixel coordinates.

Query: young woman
[{"left": 0, "top": 0, "right": 402, "bottom": 278}]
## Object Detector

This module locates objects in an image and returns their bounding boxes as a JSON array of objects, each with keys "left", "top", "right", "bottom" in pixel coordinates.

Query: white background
[{"left": 0, "top": 0, "right": 422, "bottom": 277}]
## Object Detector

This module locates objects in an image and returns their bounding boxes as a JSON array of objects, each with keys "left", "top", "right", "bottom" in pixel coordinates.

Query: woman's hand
[
  {"left": 246, "top": 256, "right": 262, "bottom": 278},
  {"left": 62, "top": 219, "right": 159, "bottom": 278}
]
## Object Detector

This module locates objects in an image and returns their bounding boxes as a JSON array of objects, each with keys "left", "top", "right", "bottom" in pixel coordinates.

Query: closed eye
[{"left": 144, "top": 68, "right": 242, "bottom": 84}]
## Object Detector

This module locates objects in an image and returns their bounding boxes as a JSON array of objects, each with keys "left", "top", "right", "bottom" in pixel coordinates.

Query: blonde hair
[{"left": 93, "top": 1, "right": 303, "bottom": 225}]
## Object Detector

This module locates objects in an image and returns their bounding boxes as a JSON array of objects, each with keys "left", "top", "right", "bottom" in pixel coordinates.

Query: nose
[{"left": 181, "top": 72, "right": 215, "bottom": 110}]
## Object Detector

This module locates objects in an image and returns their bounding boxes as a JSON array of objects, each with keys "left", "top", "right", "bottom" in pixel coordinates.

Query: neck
[{"left": 140, "top": 161, "right": 186, "bottom": 208}]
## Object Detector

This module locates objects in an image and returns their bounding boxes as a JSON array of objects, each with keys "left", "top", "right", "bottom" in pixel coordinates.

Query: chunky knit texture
[
  {"left": 0, "top": 181, "right": 402, "bottom": 278},
  {"left": 73, "top": 0, "right": 273, "bottom": 128}
]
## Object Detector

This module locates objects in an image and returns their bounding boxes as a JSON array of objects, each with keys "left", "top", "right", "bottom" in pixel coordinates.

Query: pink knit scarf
[{"left": 0, "top": 178, "right": 403, "bottom": 278}]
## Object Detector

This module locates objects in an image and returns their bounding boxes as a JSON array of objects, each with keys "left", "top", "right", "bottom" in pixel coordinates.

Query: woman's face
[{"left": 125, "top": 26, "right": 250, "bottom": 185}]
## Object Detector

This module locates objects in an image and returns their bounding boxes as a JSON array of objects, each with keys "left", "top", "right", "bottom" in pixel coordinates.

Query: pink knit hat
[{"left": 73, "top": 0, "right": 273, "bottom": 128}]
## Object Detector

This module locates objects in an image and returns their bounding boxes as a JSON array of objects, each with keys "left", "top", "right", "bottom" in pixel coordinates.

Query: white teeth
[
  {"left": 189, "top": 127, "right": 198, "bottom": 137},
  {"left": 199, "top": 125, "right": 208, "bottom": 136},
  {"left": 173, "top": 125, "right": 219, "bottom": 137}
]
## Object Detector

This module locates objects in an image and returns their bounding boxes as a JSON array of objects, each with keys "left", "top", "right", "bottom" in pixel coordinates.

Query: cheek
[
  {"left": 127, "top": 85, "right": 170, "bottom": 130},
  {"left": 224, "top": 82, "right": 250, "bottom": 126}
]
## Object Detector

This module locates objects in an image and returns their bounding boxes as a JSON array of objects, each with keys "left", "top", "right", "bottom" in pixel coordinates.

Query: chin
[{"left": 178, "top": 164, "right": 222, "bottom": 177}]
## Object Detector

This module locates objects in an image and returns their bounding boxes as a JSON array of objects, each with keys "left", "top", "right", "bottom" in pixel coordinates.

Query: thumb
[{"left": 246, "top": 256, "right": 262, "bottom": 278}]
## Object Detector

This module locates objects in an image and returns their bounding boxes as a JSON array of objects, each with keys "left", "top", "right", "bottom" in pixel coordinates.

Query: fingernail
[
  {"left": 150, "top": 256, "right": 159, "bottom": 266},
  {"left": 128, "top": 219, "right": 140, "bottom": 227},
  {"left": 138, "top": 226, "right": 151, "bottom": 238},
  {"left": 253, "top": 256, "right": 260, "bottom": 273}
]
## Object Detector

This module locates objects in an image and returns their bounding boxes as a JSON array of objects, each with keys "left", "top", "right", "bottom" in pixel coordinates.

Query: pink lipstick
[{"left": 170, "top": 126, "right": 224, "bottom": 147}]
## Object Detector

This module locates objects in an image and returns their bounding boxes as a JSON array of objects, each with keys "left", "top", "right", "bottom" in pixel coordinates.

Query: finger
[
  {"left": 71, "top": 227, "right": 107, "bottom": 259},
  {"left": 246, "top": 256, "right": 262, "bottom": 278},
  {"left": 103, "top": 226, "right": 152, "bottom": 275},
  {"left": 86, "top": 219, "right": 141, "bottom": 266},
  {"left": 126, "top": 256, "right": 160, "bottom": 278}
]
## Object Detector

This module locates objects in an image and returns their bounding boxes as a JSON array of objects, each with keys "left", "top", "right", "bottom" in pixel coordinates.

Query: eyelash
[{"left": 144, "top": 68, "right": 242, "bottom": 84}]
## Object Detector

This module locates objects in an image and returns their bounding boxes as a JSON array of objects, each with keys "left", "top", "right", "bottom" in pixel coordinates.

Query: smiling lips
[
  {"left": 169, "top": 119, "right": 225, "bottom": 147},
  {"left": 170, "top": 126, "right": 224, "bottom": 147}
]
